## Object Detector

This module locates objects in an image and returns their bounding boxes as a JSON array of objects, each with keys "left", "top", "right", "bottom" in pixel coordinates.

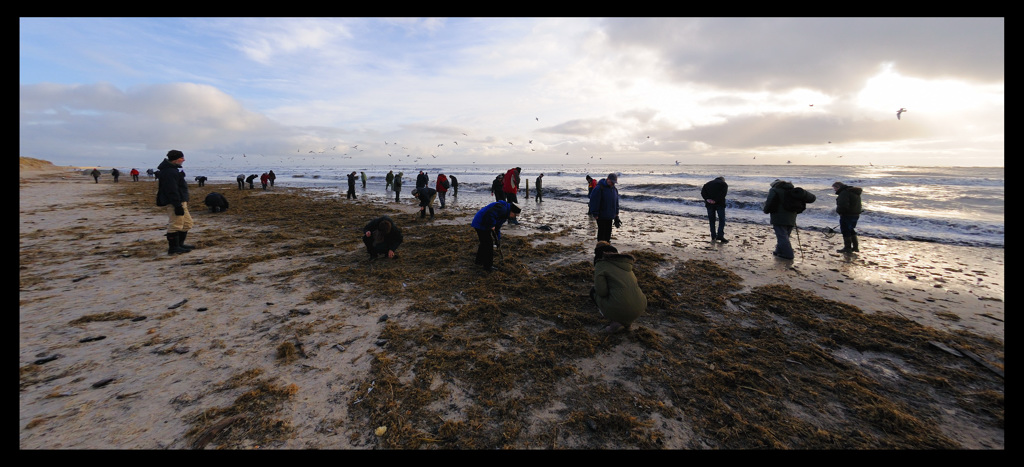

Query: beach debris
[
  {"left": 78, "top": 335, "right": 106, "bottom": 343},
  {"left": 950, "top": 343, "right": 1004, "bottom": 379},
  {"left": 332, "top": 344, "right": 346, "bottom": 353},
  {"left": 375, "top": 339, "right": 388, "bottom": 347},
  {"left": 72, "top": 275, "right": 89, "bottom": 282},
  {"left": 131, "top": 316, "right": 147, "bottom": 322},
  {"left": 378, "top": 314, "right": 389, "bottom": 323},
  {"left": 375, "top": 426, "right": 387, "bottom": 436},
  {"left": 32, "top": 355, "right": 59, "bottom": 365},
  {"left": 928, "top": 340, "right": 962, "bottom": 357},
  {"left": 288, "top": 308, "right": 311, "bottom": 316},
  {"left": 92, "top": 377, "right": 116, "bottom": 388},
  {"left": 167, "top": 299, "right": 188, "bottom": 309},
  {"left": 192, "top": 413, "right": 248, "bottom": 450},
  {"left": 196, "top": 307, "right": 208, "bottom": 312}
]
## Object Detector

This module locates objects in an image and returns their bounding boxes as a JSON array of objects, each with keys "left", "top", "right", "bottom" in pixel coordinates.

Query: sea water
[{"left": 183, "top": 163, "right": 1004, "bottom": 249}]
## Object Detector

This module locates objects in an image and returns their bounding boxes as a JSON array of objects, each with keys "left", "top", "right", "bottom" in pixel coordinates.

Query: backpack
[
  {"left": 782, "top": 187, "right": 816, "bottom": 214},
  {"left": 442, "top": 178, "right": 450, "bottom": 189}
]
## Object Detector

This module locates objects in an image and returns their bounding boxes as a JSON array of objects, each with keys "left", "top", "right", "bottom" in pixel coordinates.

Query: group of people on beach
[
  {"left": 89, "top": 167, "right": 142, "bottom": 183},
  {"left": 234, "top": 171, "right": 276, "bottom": 190},
  {"left": 148, "top": 150, "right": 862, "bottom": 336}
]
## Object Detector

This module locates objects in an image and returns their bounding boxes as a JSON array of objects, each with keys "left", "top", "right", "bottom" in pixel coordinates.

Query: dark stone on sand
[
  {"left": 79, "top": 336, "right": 106, "bottom": 343},
  {"left": 196, "top": 307, "right": 208, "bottom": 312},
  {"left": 92, "top": 378, "right": 115, "bottom": 388},
  {"left": 167, "top": 299, "right": 188, "bottom": 309},
  {"left": 131, "top": 316, "right": 147, "bottom": 322},
  {"left": 378, "top": 314, "right": 389, "bottom": 323},
  {"left": 33, "top": 355, "right": 59, "bottom": 365}
]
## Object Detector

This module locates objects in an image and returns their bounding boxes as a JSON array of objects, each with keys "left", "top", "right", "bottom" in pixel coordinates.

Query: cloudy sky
[{"left": 20, "top": 17, "right": 1004, "bottom": 169}]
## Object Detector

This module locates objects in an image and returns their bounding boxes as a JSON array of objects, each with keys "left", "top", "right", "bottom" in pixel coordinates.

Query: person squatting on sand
[
  {"left": 589, "top": 173, "right": 622, "bottom": 243},
  {"left": 362, "top": 216, "right": 403, "bottom": 259},
  {"left": 833, "top": 181, "right": 864, "bottom": 253},
  {"left": 701, "top": 176, "right": 729, "bottom": 243},
  {"left": 204, "top": 192, "right": 229, "bottom": 213},
  {"left": 412, "top": 186, "right": 437, "bottom": 219},
  {"left": 471, "top": 200, "right": 521, "bottom": 272},
  {"left": 590, "top": 241, "right": 647, "bottom": 334},
  {"left": 763, "top": 179, "right": 815, "bottom": 260},
  {"left": 156, "top": 150, "right": 195, "bottom": 255}
]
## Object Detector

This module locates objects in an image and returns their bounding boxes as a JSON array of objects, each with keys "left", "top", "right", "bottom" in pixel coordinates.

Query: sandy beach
[{"left": 20, "top": 161, "right": 1004, "bottom": 449}]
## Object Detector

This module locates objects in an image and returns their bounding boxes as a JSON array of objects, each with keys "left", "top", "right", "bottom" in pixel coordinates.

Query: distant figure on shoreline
[
  {"left": 347, "top": 171, "right": 358, "bottom": 199},
  {"left": 535, "top": 173, "right": 544, "bottom": 202},
  {"left": 450, "top": 175, "right": 459, "bottom": 197},
  {"left": 268, "top": 170, "right": 276, "bottom": 187},
  {"left": 194, "top": 175, "right": 207, "bottom": 187},
  {"left": 589, "top": 173, "right": 621, "bottom": 243},
  {"left": 701, "top": 176, "right": 729, "bottom": 243},
  {"left": 363, "top": 216, "right": 403, "bottom": 259},
  {"left": 436, "top": 173, "right": 450, "bottom": 209},
  {"left": 130, "top": 168, "right": 140, "bottom": 182},
  {"left": 111, "top": 168, "right": 120, "bottom": 183},
  {"left": 91, "top": 168, "right": 101, "bottom": 183},
  {"left": 260, "top": 172, "right": 269, "bottom": 190},
  {"left": 236, "top": 174, "right": 245, "bottom": 190},
  {"left": 147, "top": 168, "right": 156, "bottom": 179},
  {"left": 491, "top": 174, "right": 506, "bottom": 202},
  {"left": 832, "top": 181, "right": 864, "bottom": 254},
  {"left": 246, "top": 174, "right": 257, "bottom": 189},
  {"left": 360, "top": 171, "right": 367, "bottom": 189},
  {"left": 392, "top": 171, "right": 403, "bottom": 202},
  {"left": 385, "top": 170, "right": 394, "bottom": 191}
]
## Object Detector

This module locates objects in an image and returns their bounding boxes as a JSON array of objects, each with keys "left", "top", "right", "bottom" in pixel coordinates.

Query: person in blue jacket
[
  {"left": 471, "top": 200, "right": 521, "bottom": 272},
  {"left": 588, "top": 173, "right": 621, "bottom": 243}
]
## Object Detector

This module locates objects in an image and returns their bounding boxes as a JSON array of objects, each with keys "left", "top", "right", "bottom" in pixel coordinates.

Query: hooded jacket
[
  {"left": 502, "top": 168, "right": 520, "bottom": 195},
  {"left": 472, "top": 201, "right": 514, "bottom": 241},
  {"left": 156, "top": 158, "right": 189, "bottom": 207},
  {"left": 588, "top": 178, "right": 619, "bottom": 220},
  {"left": 763, "top": 180, "right": 798, "bottom": 226},
  {"left": 436, "top": 174, "right": 449, "bottom": 193},
  {"left": 491, "top": 175, "right": 506, "bottom": 200},
  {"left": 363, "top": 216, "right": 403, "bottom": 252},
  {"left": 593, "top": 252, "right": 647, "bottom": 327},
  {"left": 835, "top": 185, "right": 864, "bottom": 216}
]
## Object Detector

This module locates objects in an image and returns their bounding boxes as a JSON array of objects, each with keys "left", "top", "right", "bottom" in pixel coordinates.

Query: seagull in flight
[{"left": 897, "top": 108, "right": 907, "bottom": 120}]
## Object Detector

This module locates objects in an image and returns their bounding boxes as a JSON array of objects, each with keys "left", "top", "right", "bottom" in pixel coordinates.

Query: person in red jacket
[
  {"left": 435, "top": 173, "right": 450, "bottom": 208},
  {"left": 130, "top": 168, "right": 140, "bottom": 182},
  {"left": 502, "top": 167, "right": 521, "bottom": 223},
  {"left": 260, "top": 172, "right": 269, "bottom": 190}
]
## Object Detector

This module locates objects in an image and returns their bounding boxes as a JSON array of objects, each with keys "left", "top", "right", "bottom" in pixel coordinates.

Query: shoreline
[{"left": 20, "top": 167, "right": 1004, "bottom": 449}]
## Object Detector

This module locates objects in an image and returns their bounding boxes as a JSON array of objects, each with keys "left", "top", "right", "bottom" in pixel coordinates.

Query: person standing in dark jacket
[
  {"left": 362, "top": 216, "right": 403, "bottom": 259},
  {"left": 701, "top": 176, "right": 729, "bottom": 243},
  {"left": 385, "top": 170, "right": 394, "bottom": 192},
  {"left": 156, "top": 150, "right": 195, "bottom": 255},
  {"left": 347, "top": 171, "right": 358, "bottom": 199},
  {"left": 416, "top": 171, "right": 429, "bottom": 189},
  {"left": 412, "top": 186, "right": 437, "bottom": 219},
  {"left": 450, "top": 175, "right": 459, "bottom": 197},
  {"left": 268, "top": 170, "right": 276, "bottom": 187},
  {"left": 111, "top": 168, "right": 120, "bottom": 182},
  {"left": 491, "top": 175, "right": 506, "bottom": 202},
  {"left": 471, "top": 200, "right": 521, "bottom": 272},
  {"left": 392, "top": 171, "right": 403, "bottom": 202},
  {"left": 91, "top": 168, "right": 101, "bottom": 183},
  {"left": 762, "top": 179, "right": 814, "bottom": 260},
  {"left": 588, "top": 173, "right": 621, "bottom": 243},
  {"left": 535, "top": 173, "right": 544, "bottom": 202},
  {"left": 832, "top": 181, "right": 864, "bottom": 253}
]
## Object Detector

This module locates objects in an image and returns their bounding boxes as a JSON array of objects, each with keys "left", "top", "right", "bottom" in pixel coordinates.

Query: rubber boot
[
  {"left": 167, "top": 233, "right": 189, "bottom": 255},
  {"left": 428, "top": 206, "right": 434, "bottom": 219},
  {"left": 851, "top": 233, "right": 859, "bottom": 252},
  {"left": 178, "top": 231, "right": 195, "bottom": 251},
  {"left": 837, "top": 235, "right": 852, "bottom": 253},
  {"left": 420, "top": 209, "right": 425, "bottom": 219}
]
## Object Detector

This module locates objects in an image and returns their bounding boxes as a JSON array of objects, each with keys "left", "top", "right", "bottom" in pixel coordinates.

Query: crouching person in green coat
[{"left": 590, "top": 241, "right": 647, "bottom": 333}]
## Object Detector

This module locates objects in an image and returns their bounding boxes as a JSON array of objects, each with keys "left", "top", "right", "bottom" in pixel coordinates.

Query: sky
[{"left": 19, "top": 17, "right": 1004, "bottom": 169}]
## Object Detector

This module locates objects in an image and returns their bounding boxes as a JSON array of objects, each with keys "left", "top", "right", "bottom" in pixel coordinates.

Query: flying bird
[
  {"left": 535, "top": 117, "right": 539, "bottom": 121},
  {"left": 897, "top": 108, "right": 907, "bottom": 120}
]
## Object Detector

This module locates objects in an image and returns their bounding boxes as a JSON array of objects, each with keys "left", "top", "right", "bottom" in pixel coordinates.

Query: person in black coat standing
[
  {"left": 155, "top": 150, "right": 195, "bottom": 255},
  {"left": 700, "top": 176, "right": 729, "bottom": 243},
  {"left": 347, "top": 171, "right": 358, "bottom": 199}
]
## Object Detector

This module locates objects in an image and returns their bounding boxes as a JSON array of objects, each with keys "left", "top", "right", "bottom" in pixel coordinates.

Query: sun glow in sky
[{"left": 20, "top": 17, "right": 1004, "bottom": 168}]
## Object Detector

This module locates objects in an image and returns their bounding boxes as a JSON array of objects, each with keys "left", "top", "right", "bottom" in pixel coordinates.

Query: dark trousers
[
  {"left": 363, "top": 237, "right": 389, "bottom": 256},
  {"left": 506, "top": 193, "right": 519, "bottom": 205},
  {"left": 596, "top": 218, "right": 613, "bottom": 242},
  {"left": 839, "top": 215, "right": 859, "bottom": 236},
  {"left": 237, "top": 180, "right": 244, "bottom": 189},
  {"left": 706, "top": 205, "right": 726, "bottom": 238},
  {"left": 347, "top": 187, "right": 356, "bottom": 199},
  {"left": 475, "top": 228, "right": 494, "bottom": 268},
  {"left": 394, "top": 188, "right": 401, "bottom": 202}
]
